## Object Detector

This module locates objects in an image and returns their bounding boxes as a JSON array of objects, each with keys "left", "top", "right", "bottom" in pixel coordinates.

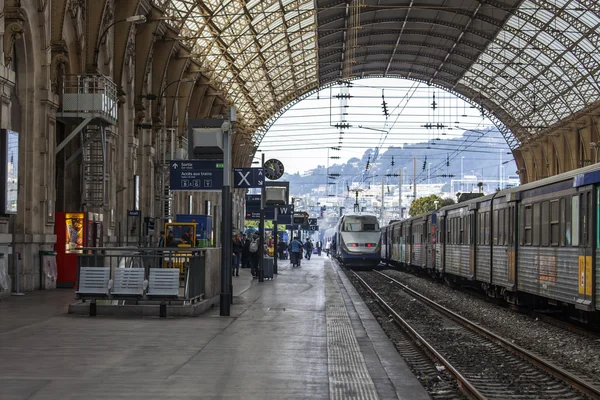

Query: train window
[
  {"left": 541, "top": 201, "right": 550, "bottom": 246},
  {"left": 550, "top": 200, "right": 559, "bottom": 246},
  {"left": 532, "top": 203, "right": 541, "bottom": 246},
  {"left": 571, "top": 195, "right": 579, "bottom": 246},
  {"left": 524, "top": 205, "right": 533, "bottom": 245}
]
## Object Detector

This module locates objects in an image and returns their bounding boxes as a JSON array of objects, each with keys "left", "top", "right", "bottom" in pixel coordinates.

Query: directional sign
[
  {"left": 245, "top": 208, "right": 275, "bottom": 220},
  {"left": 234, "top": 168, "right": 265, "bottom": 189},
  {"left": 128, "top": 210, "right": 140, "bottom": 217},
  {"left": 277, "top": 205, "right": 294, "bottom": 215},
  {"left": 170, "top": 160, "right": 223, "bottom": 191},
  {"left": 308, "top": 218, "right": 317, "bottom": 225}
]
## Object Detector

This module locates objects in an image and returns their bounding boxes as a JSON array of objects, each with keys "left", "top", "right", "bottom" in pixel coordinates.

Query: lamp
[{"left": 93, "top": 15, "right": 146, "bottom": 67}]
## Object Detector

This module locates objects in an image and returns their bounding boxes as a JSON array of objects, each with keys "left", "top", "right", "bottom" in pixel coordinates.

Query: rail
[{"left": 372, "top": 270, "right": 600, "bottom": 400}]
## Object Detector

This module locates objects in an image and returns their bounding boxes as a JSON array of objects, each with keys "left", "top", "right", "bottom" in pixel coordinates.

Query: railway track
[{"left": 350, "top": 269, "right": 600, "bottom": 400}]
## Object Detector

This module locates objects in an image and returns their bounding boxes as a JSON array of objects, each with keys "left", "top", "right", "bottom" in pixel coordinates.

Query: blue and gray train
[
  {"left": 331, "top": 213, "right": 381, "bottom": 268},
  {"left": 381, "top": 162, "right": 600, "bottom": 318}
]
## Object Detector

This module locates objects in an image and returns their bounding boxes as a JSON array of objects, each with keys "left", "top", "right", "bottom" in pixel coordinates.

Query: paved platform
[{"left": 0, "top": 256, "right": 431, "bottom": 400}]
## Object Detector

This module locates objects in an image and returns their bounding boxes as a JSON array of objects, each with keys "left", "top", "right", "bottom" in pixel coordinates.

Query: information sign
[{"left": 170, "top": 160, "right": 223, "bottom": 191}]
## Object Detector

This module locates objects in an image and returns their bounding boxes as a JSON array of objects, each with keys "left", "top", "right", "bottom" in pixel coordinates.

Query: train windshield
[{"left": 342, "top": 216, "right": 380, "bottom": 232}]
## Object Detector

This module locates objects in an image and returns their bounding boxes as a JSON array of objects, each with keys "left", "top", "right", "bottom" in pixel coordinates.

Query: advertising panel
[
  {"left": 65, "top": 212, "right": 85, "bottom": 253},
  {"left": 0, "top": 129, "right": 18, "bottom": 214}
]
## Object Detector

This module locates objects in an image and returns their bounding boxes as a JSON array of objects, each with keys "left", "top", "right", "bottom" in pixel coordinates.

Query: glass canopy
[
  {"left": 154, "top": 0, "right": 600, "bottom": 148},
  {"left": 158, "top": 0, "right": 319, "bottom": 132}
]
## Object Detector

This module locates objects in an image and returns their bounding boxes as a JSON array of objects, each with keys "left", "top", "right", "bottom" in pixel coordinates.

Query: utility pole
[
  {"left": 398, "top": 168, "right": 402, "bottom": 219},
  {"left": 413, "top": 156, "right": 417, "bottom": 203},
  {"left": 381, "top": 177, "right": 384, "bottom": 225},
  {"left": 258, "top": 152, "right": 265, "bottom": 282}
]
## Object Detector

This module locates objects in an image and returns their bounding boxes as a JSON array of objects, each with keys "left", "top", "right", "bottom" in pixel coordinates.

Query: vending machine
[{"left": 55, "top": 212, "right": 102, "bottom": 288}]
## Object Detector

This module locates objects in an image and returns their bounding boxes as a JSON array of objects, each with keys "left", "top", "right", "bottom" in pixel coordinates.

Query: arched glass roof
[
  {"left": 157, "top": 0, "right": 319, "bottom": 130},
  {"left": 153, "top": 0, "right": 600, "bottom": 149}
]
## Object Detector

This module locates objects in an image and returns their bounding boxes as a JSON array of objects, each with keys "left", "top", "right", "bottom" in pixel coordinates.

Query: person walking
[
  {"left": 316, "top": 240, "right": 322, "bottom": 256},
  {"left": 290, "top": 236, "right": 303, "bottom": 267},
  {"left": 303, "top": 239, "right": 313, "bottom": 260}
]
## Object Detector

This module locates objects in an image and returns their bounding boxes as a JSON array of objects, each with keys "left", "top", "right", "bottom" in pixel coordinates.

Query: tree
[{"left": 409, "top": 194, "right": 453, "bottom": 216}]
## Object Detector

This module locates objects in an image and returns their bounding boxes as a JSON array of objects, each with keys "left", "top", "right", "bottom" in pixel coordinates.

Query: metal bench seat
[
  {"left": 110, "top": 268, "right": 146, "bottom": 297},
  {"left": 146, "top": 268, "right": 179, "bottom": 298},
  {"left": 76, "top": 267, "right": 110, "bottom": 297}
]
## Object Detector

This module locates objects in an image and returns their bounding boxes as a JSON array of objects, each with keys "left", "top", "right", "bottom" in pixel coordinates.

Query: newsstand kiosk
[{"left": 55, "top": 212, "right": 103, "bottom": 288}]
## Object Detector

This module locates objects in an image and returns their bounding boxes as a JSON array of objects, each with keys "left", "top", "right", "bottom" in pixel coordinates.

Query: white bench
[
  {"left": 76, "top": 267, "right": 110, "bottom": 316},
  {"left": 147, "top": 268, "right": 180, "bottom": 318},
  {"left": 110, "top": 268, "right": 146, "bottom": 297},
  {"left": 76, "top": 267, "right": 110, "bottom": 297},
  {"left": 147, "top": 268, "right": 179, "bottom": 298}
]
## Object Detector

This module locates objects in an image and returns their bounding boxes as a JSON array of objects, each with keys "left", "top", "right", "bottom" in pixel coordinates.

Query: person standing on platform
[
  {"left": 241, "top": 233, "right": 250, "bottom": 268},
  {"left": 232, "top": 234, "right": 243, "bottom": 276},
  {"left": 316, "top": 240, "right": 322, "bottom": 256},
  {"left": 249, "top": 233, "right": 260, "bottom": 278},
  {"left": 290, "top": 236, "right": 303, "bottom": 267}
]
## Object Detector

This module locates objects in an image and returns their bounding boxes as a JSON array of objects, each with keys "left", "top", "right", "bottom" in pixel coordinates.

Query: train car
[
  {"left": 383, "top": 161, "right": 600, "bottom": 318},
  {"left": 441, "top": 202, "right": 474, "bottom": 280},
  {"left": 333, "top": 213, "right": 381, "bottom": 268}
]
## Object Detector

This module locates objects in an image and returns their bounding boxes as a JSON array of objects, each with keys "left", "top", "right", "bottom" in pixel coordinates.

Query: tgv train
[
  {"left": 381, "top": 162, "right": 600, "bottom": 317},
  {"left": 332, "top": 213, "right": 381, "bottom": 268}
]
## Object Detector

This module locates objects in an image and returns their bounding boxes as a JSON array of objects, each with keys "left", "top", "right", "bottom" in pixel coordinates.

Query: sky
[{"left": 256, "top": 78, "right": 511, "bottom": 176}]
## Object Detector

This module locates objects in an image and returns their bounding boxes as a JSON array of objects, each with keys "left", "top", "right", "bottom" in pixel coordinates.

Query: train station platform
[{"left": 0, "top": 256, "right": 430, "bottom": 400}]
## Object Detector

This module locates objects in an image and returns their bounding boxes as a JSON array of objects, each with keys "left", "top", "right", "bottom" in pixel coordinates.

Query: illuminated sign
[{"left": 0, "top": 129, "right": 18, "bottom": 214}]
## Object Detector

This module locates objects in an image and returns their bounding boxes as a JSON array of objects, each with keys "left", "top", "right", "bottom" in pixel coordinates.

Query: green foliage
[
  {"left": 409, "top": 194, "right": 455, "bottom": 217},
  {"left": 244, "top": 220, "right": 274, "bottom": 229}
]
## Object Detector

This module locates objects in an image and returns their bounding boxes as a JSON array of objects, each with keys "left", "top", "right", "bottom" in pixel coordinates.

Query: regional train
[
  {"left": 381, "top": 162, "right": 600, "bottom": 319},
  {"left": 332, "top": 213, "right": 381, "bottom": 268}
]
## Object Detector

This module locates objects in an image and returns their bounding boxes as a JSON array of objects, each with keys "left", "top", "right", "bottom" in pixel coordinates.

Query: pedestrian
[
  {"left": 290, "top": 236, "right": 303, "bottom": 267},
  {"left": 241, "top": 233, "right": 250, "bottom": 268},
  {"left": 316, "top": 240, "right": 322, "bottom": 256},
  {"left": 249, "top": 233, "right": 261, "bottom": 278},
  {"left": 303, "top": 238, "right": 313, "bottom": 260},
  {"left": 232, "top": 234, "right": 243, "bottom": 276}
]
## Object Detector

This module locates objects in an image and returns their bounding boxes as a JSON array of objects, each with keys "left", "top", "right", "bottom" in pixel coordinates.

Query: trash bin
[
  {"left": 39, "top": 251, "right": 57, "bottom": 290},
  {"left": 263, "top": 257, "right": 274, "bottom": 280}
]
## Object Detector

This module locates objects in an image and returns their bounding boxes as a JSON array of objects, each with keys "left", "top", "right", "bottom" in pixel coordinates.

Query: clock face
[{"left": 264, "top": 159, "right": 285, "bottom": 180}]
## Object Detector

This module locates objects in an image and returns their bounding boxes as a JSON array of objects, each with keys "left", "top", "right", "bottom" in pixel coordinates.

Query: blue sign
[
  {"left": 245, "top": 194, "right": 261, "bottom": 206},
  {"left": 128, "top": 210, "right": 140, "bottom": 217},
  {"left": 170, "top": 160, "right": 223, "bottom": 191},
  {"left": 234, "top": 168, "right": 265, "bottom": 189},
  {"left": 245, "top": 208, "right": 275, "bottom": 220}
]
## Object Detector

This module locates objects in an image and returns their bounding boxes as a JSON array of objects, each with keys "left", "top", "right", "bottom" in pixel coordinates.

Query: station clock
[{"left": 264, "top": 158, "right": 284, "bottom": 180}]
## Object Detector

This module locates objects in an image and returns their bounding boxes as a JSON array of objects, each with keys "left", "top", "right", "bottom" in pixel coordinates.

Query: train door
[
  {"left": 507, "top": 201, "right": 517, "bottom": 291},
  {"left": 430, "top": 213, "right": 436, "bottom": 270},
  {"left": 576, "top": 187, "right": 593, "bottom": 309},
  {"left": 469, "top": 210, "right": 476, "bottom": 279},
  {"left": 437, "top": 213, "right": 445, "bottom": 273}
]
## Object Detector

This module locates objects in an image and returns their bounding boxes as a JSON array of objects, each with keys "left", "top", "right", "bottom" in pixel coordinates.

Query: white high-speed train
[{"left": 331, "top": 213, "right": 381, "bottom": 269}]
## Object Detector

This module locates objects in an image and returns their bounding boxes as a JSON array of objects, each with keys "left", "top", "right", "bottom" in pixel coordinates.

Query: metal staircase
[
  {"left": 56, "top": 74, "right": 118, "bottom": 210},
  {"left": 81, "top": 125, "right": 106, "bottom": 207}
]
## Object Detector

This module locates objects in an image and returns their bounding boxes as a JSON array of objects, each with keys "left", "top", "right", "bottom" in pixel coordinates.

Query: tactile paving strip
[{"left": 325, "top": 264, "right": 379, "bottom": 400}]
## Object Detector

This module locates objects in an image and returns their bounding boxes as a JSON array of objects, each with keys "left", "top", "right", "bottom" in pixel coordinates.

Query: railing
[
  {"left": 59, "top": 74, "right": 118, "bottom": 124},
  {"left": 76, "top": 247, "right": 206, "bottom": 302}
]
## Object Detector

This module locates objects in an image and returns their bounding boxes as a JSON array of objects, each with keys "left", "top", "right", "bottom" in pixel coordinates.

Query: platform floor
[{"left": 0, "top": 256, "right": 430, "bottom": 400}]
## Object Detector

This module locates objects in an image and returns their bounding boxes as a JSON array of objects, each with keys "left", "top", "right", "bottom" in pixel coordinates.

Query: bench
[
  {"left": 147, "top": 268, "right": 180, "bottom": 317},
  {"left": 110, "top": 268, "right": 146, "bottom": 297},
  {"left": 76, "top": 267, "right": 111, "bottom": 316}
]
